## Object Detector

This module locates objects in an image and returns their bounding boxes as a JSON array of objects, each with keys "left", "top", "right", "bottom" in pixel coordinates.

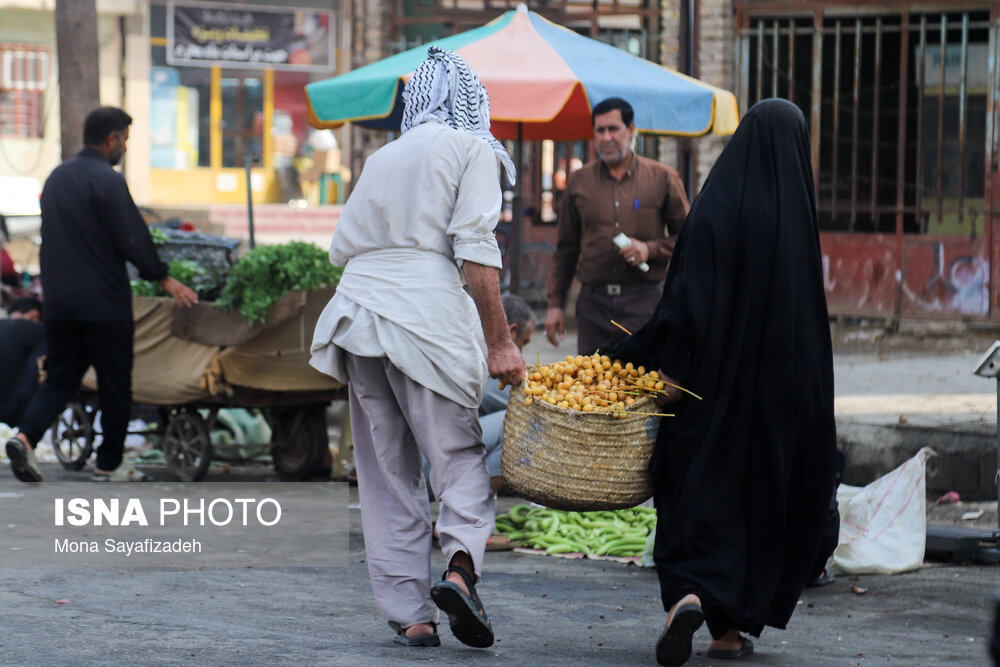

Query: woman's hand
[{"left": 654, "top": 372, "right": 687, "bottom": 406}]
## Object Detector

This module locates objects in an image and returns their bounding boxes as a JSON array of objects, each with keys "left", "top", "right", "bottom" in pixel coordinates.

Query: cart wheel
[
  {"left": 163, "top": 409, "right": 212, "bottom": 482},
  {"left": 50, "top": 400, "right": 95, "bottom": 470},
  {"left": 271, "top": 406, "right": 328, "bottom": 480}
]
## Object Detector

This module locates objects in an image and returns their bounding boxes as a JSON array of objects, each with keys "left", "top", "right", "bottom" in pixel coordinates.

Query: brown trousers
[{"left": 575, "top": 282, "right": 663, "bottom": 355}]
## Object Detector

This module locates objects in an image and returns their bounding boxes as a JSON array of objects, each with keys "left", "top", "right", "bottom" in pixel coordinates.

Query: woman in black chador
[{"left": 603, "top": 99, "right": 837, "bottom": 666}]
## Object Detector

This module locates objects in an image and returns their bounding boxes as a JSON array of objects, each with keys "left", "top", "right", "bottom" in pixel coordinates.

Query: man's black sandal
[
  {"left": 430, "top": 564, "right": 494, "bottom": 648},
  {"left": 393, "top": 623, "right": 440, "bottom": 647}
]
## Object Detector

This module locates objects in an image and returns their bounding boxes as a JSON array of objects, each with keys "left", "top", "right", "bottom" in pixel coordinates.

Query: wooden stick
[
  {"left": 583, "top": 386, "right": 658, "bottom": 403},
  {"left": 620, "top": 377, "right": 668, "bottom": 394},
  {"left": 610, "top": 320, "right": 633, "bottom": 335},
  {"left": 621, "top": 376, "right": 703, "bottom": 401},
  {"left": 625, "top": 411, "right": 675, "bottom": 418},
  {"left": 583, "top": 388, "right": 639, "bottom": 398},
  {"left": 662, "top": 381, "right": 703, "bottom": 401}
]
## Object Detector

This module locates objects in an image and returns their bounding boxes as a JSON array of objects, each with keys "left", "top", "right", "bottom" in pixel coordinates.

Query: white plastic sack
[{"left": 831, "top": 446, "right": 935, "bottom": 575}]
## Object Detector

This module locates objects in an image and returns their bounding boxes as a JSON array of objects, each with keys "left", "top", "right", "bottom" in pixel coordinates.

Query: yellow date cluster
[{"left": 517, "top": 354, "right": 666, "bottom": 417}]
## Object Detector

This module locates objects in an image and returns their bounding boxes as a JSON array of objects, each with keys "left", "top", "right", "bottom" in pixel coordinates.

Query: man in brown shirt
[{"left": 544, "top": 97, "right": 690, "bottom": 355}]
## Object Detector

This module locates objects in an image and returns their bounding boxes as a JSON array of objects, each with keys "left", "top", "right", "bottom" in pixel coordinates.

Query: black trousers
[
  {"left": 19, "top": 320, "right": 134, "bottom": 471},
  {"left": 0, "top": 343, "right": 45, "bottom": 427}
]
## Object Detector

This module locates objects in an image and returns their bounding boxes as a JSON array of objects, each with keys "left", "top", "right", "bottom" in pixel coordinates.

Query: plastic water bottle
[{"left": 613, "top": 233, "right": 649, "bottom": 272}]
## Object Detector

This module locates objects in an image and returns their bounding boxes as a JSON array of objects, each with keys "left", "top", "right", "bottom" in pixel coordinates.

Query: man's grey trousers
[{"left": 345, "top": 353, "right": 494, "bottom": 631}]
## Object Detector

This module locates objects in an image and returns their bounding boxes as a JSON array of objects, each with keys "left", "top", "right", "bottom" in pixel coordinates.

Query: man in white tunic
[{"left": 310, "top": 47, "right": 524, "bottom": 649}]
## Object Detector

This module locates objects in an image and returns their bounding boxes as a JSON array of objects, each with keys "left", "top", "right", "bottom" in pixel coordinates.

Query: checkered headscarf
[{"left": 401, "top": 46, "right": 516, "bottom": 186}]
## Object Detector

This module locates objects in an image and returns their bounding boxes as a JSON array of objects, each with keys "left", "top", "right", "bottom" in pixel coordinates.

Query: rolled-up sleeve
[{"left": 449, "top": 141, "right": 502, "bottom": 268}]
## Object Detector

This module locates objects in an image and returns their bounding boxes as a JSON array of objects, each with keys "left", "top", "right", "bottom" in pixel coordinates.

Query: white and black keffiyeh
[{"left": 401, "top": 46, "right": 516, "bottom": 186}]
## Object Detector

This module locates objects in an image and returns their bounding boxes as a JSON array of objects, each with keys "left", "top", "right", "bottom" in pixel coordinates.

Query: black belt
[{"left": 583, "top": 282, "right": 656, "bottom": 297}]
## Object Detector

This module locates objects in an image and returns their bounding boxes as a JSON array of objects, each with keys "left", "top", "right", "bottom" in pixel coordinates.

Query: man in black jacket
[{"left": 5, "top": 106, "right": 197, "bottom": 483}]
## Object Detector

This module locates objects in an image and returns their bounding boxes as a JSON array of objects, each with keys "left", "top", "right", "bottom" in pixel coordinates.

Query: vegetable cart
[
  {"left": 48, "top": 287, "right": 345, "bottom": 482},
  {"left": 52, "top": 389, "right": 341, "bottom": 482}
]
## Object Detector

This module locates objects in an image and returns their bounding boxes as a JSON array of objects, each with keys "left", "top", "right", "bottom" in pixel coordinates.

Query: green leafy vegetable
[
  {"left": 131, "top": 259, "right": 213, "bottom": 298},
  {"left": 149, "top": 227, "right": 169, "bottom": 244},
  {"left": 217, "top": 242, "right": 343, "bottom": 324}
]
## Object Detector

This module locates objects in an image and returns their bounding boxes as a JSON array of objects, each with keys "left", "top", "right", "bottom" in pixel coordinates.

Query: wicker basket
[{"left": 501, "top": 384, "right": 660, "bottom": 511}]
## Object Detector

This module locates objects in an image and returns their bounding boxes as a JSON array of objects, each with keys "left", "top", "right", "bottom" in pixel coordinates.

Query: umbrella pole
[
  {"left": 245, "top": 153, "right": 256, "bottom": 250},
  {"left": 509, "top": 122, "right": 523, "bottom": 296}
]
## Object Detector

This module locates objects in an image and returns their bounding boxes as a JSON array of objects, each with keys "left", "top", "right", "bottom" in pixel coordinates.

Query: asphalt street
[
  {"left": 1, "top": 323, "right": 998, "bottom": 666},
  {"left": 0, "top": 485, "right": 997, "bottom": 667}
]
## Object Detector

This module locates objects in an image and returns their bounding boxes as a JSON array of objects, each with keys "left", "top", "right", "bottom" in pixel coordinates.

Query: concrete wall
[
  {"left": 347, "top": 0, "right": 393, "bottom": 184},
  {"left": 658, "top": 0, "right": 681, "bottom": 171},
  {"left": 658, "top": 0, "right": 736, "bottom": 199},
  {"left": 0, "top": 8, "right": 60, "bottom": 184},
  {"left": 695, "top": 0, "right": 733, "bottom": 192},
  {"left": 121, "top": 3, "right": 152, "bottom": 202},
  {"left": 0, "top": 1, "right": 144, "bottom": 190}
]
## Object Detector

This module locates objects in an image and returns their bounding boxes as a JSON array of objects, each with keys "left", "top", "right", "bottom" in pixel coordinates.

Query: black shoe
[
  {"left": 656, "top": 603, "right": 704, "bottom": 666},
  {"left": 430, "top": 565, "right": 494, "bottom": 648},
  {"left": 6, "top": 437, "right": 43, "bottom": 483},
  {"left": 705, "top": 636, "right": 754, "bottom": 660},
  {"left": 806, "top": 569, "right": 836, "bottom": 587}
]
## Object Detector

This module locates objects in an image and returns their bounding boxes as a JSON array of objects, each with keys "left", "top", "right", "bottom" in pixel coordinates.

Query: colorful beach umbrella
[
  {"left": 305, "top": 4, "right": 739, "bottom": 141},
  {"left": 306, "top": 5, "right": 739, "bottom": 295}
]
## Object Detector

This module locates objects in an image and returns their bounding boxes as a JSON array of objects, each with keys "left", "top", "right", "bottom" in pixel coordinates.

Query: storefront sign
[
  {"left": 168, "top": 1, "right": 334, "bottom": 71},
  {"left": 917, "top": 44, "right": 988, "bottom": 94}
]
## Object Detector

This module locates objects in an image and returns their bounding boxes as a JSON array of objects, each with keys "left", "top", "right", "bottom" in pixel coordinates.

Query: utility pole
[{"left": 54, "top": 0, "right": 100, "bottom": 161}]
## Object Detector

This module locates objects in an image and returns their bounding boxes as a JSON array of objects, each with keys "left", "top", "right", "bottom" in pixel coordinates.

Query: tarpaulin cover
[
  {"left": 202, "top": 287, "right": 343, "bottom": 393},
  {"left": 82, "top": 297, "right": 219, "bottom": 405}
]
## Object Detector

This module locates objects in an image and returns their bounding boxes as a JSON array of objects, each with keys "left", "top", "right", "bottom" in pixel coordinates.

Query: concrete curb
[{"left": 837, "top": 418, "right": 997, "bottom": 499}]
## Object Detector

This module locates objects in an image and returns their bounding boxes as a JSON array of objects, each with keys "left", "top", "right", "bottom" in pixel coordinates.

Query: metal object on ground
[
  {"left": 163, "top": 407, "right": 212, "bottom": 482},
  {"left": 51, "top": 399, "right": 95, "bottom": 471},
  {"left": 269, "top": 405, "right": 329, "bottom": 480},
  {"left": 991, "top": 587, "right": 1000, "bottom": 666},
  {"left": 925, "top": 340, "right": 1000, "bottom": 563}
]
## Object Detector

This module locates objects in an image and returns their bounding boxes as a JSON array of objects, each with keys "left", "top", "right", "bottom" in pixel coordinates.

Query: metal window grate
[
  {"left": 738, "top": 11, "right": 990, "bottom": 237},
  {"left": 0, "top": 44, "right": 49, "bottom": 139}
]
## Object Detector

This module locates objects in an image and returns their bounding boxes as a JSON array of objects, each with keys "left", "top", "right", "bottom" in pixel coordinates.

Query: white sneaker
[{"left": 6, "top": 437, "right": 43, "bottom": 483}]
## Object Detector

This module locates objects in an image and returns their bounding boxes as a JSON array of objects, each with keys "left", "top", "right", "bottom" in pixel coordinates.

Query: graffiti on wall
[
  {"left": 819, "top": 233, "right": 991, "bottom": 319},
  {"left": 820, "top": 234, "right": 897, "bottom": 315},
  {"left": 900, "top": 242, "right": 989, "bottom": 316}
]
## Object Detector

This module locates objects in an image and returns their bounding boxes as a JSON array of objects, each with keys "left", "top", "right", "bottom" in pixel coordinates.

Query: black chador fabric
[{"left": 604, "top": 99, "right": 837, "bottom": 637}]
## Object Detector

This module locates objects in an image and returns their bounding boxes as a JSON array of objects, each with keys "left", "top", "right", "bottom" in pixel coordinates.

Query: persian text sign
[{"left": 168, "top": 1, "right": 334, "bottom": 71}]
